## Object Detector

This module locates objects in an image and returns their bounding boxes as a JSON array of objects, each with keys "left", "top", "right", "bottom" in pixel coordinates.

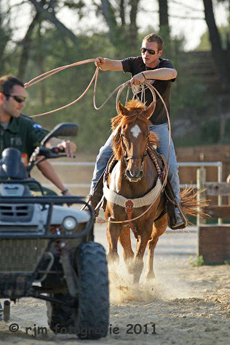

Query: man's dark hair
[
  {"left": 143, "top": 33, "right": 164, "bottom": 51},
  {"left": 0, "top": 75, "right": 24, "bottom": 95}
]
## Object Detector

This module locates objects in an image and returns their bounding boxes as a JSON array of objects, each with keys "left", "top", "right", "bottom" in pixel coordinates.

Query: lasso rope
[
  {"left": 25, "top": 59, "right": 172, "bottom": 225},
  {"left": 25, "top": 59, "right": 97, "bottom": 118},
  {"left": 26, "top": 59, "right": 130, "bottom": 118},
  {"left": 25, "top": 59, "right": 96, "bottom": 88}
]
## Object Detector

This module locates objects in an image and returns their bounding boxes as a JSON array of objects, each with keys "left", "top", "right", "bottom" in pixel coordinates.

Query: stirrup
[
  {"left": 168, "top": 203, "right": 188, "bottom": 230},
  {"left": 81, "top": 194, "right": 101, "bottom": 217},
  {"left": 177, "top": 203, "right": 188, "bottom": 228},
  {"left": 81, "top": 194, "right": 93, "bottom": 211}
]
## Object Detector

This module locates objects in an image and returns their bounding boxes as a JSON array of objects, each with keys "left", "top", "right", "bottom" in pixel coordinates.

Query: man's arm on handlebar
[
  {"left": 37, "top": 159, "right": 71, "bottom": 196},
  {"left": 46, "top": 138, "right": 76, "bottom": 158}
]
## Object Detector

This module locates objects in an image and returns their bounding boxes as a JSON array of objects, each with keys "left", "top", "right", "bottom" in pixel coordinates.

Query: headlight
[{"left": 62, "top": 216, "right": 78, "bottom": 232}]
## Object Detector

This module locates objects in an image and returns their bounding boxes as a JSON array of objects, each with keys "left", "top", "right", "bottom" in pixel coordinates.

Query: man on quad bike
[
  {"left": 0, "top": 75, "right": 76, "bottom": 195},
  {"left": 0, "top": 77, "right": 110, "bottom": 341}
]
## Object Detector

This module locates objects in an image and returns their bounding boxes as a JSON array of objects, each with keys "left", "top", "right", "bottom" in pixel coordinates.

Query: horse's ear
[
  {"left": 118, "top": 101, "right": 128, "bottom": 116},
  {"left": 144, "top": 101, "right": 156, "bottom": 119}
]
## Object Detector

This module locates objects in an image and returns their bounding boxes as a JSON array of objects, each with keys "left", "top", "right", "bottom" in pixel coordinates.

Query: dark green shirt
[{"left": 0, "top": 115, "right": 49, "bottom": 159}]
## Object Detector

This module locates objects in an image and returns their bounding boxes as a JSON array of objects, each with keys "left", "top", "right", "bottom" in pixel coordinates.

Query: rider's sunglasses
[
  {"left": 4, "top": 94, "right": 26, "bottom": 103},
  {"left": 140, "top": 47, "right": 156, "bottom": 55}
]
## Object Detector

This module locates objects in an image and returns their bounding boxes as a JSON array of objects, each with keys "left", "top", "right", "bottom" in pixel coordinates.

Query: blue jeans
[{"left": 90, "top": 123, "right": 180, "bottom": 204}]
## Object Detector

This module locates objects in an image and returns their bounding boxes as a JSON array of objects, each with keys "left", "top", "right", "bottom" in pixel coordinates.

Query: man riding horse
[{"left": 88, "top": 33, "right": 187, "bottom": 230}]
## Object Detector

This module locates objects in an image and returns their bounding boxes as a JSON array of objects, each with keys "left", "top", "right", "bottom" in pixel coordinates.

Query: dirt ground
[
  {"left": 1, "top": 154, "right": 230, "bottom": 344},
  {"left": 0, "top": 225, "right": 230, "bottom": 345}
]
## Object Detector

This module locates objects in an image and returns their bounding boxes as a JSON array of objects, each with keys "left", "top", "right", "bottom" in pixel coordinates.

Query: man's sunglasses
[
  {"left": 140, "top": 48, "right": 156, "bottom": 55},
  {"left": 4, "top": 94, "right": 26, "bottom": 103}
]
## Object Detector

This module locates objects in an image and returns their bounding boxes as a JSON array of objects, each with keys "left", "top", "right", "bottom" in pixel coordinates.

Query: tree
[
  {"left": 18, "top": 12, "right": 41, "bottom": 79},
  {"left": 28, "top": 0, "right": 79, "bottom": 44},
  {"left": 0, "top": 0, "right": 12, "bottom": 74},
  {"left": 158, "top": 0, "right": 170, "bottom": 43},
  {"left": 203, "top": 0, "right": 230, "bottom": 91},
  {"left": 98, "top": 0, "right": 140, "bottom": 51},
  {"left": 16, "top": 0, "right": 81, "bottom": 80}
]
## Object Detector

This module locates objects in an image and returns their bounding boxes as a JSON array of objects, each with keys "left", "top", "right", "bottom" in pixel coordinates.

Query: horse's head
[{"left": 112, "top": 99, "right": 158, "bottom": 182}]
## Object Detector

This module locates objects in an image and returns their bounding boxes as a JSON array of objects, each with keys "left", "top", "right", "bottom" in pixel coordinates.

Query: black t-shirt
[{"left": 122, "top": 57, "right": 176, "bottom": 125}]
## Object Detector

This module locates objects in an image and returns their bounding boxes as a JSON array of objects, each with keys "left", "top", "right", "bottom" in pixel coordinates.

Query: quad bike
[{"left": 0, "top": 123, "right": 109, "bottom": 339}]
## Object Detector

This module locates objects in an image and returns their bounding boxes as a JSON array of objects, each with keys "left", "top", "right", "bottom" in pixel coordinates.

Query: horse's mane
[{"left": 111, "top": 99, "right": 158, "bottom": 160}]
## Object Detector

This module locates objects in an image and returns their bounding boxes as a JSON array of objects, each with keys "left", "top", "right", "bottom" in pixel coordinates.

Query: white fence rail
[
  {"left": 42, "top": 161, "right": 223, "bottom": 188},
  {"left": 41, "top": 161, "right": 223, "bottom": 252}
]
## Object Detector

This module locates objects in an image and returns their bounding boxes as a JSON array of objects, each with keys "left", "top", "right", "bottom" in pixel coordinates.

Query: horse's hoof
[
  {"left": 126, "top": 261, "right": 135, "bottom": 274},
  {"left": 133, "top": 273, "right": 141, "bottom": 285},
  {"left": 146, "top": 272, "right": 156, "bottom": 280},
  {"left": 127, "top": 266, "right": 134, "bottom": 274},
  {"left": 133, "top": 278, "right": 140, "bottom": 285},
  {"left": 107, "top": 254, "right": 119, "bottom": 266}
]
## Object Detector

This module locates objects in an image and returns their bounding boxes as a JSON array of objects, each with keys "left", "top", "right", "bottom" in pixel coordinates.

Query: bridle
[{"left": 121, "top": 127, "right": 149, "bottom": 175}]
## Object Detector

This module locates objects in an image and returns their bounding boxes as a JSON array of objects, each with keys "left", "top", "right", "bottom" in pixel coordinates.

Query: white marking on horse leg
[{"left": 131, "top": 124, "right": 141, "bottom": 138}]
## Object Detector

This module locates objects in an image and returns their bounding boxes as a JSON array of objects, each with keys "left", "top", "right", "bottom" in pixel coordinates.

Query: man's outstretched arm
[{"left": 95, "top": 57, "right": 123, "bottom": 71}]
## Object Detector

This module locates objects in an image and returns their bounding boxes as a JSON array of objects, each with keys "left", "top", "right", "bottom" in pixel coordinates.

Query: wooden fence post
[
  {"left": 196, "top": 167, "right": 206, "bottom": 227},
  {"left": 198, "top": 181, "right": 230, "bottom": 264}
]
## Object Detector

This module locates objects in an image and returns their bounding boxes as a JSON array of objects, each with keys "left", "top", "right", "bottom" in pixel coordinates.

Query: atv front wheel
[{"left": 75, "top": 241, "right": 109, "bottom": 339}]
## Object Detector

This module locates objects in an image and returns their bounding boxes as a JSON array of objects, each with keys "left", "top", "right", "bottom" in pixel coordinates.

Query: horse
[{"left": 103, "top": 98, "right": 200, "bottom": 284}]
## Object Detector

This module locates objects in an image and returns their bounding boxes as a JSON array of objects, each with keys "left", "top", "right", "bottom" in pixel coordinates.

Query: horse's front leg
[
  {"left": 106, "top": 221, "right": 122, "bottom": 265},
  {"left": 119, "top": 226, "right": 134, "bottom": 273},
  {"left": 146, "top": 214, "right": 168, "bottom": 279},
  {"left": 132, "top": 222, "right": 153, "bottom": 284},
  {"left": 146, "top": 236, "right": 158, "bottom": 280}
]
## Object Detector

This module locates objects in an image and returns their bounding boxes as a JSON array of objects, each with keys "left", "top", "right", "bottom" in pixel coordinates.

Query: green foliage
[
  {"left": 22, "top": 30, "right": 128, "bottom": 152},
  {"left": 195, "top": 25, "right": 230, "bottom": 51},
  {"left": 195, "top": 31, "right": 211, "bottom": 51},
  {"left": 189, "top": 255, "right": 204, "bottom": 267},
  {"left": 0, "top": 9, "right": 226, "bottom": 152},
  {"left": 172, "top": 78, "right": 207, "bottom": 118},
  {"left": 0, "top": 7, "right": 13, "bottom": 75},
  {"left": 21, "top": 28, "right": 212, "bottom": 151}
]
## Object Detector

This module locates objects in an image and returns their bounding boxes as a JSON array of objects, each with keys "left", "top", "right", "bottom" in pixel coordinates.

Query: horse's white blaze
[{"left": 131, "top": 124, "right": 141, "bottom": 138}]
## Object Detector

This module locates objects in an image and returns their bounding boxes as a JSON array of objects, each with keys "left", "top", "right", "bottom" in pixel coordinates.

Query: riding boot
[
  {"left": 165, "top": 181, "right": 188, "bottom": 230},
  {"left": 81, "top": 174, "right": 104, "bottom": 217}
]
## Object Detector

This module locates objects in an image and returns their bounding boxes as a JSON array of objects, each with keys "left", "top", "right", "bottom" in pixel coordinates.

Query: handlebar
[
  {"left": 38, "top": 146, "right": 65, "bottom": 158},
  {"left": 27, "top": 145, "right": 71, "bottom": 174}
]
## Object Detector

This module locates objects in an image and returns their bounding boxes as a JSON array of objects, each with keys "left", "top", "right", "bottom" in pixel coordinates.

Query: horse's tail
[{"left": 180, "top": 187, "right": 209, "bottom": 218}]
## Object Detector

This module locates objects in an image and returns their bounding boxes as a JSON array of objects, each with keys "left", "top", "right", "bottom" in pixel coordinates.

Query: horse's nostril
[{"left": 128, "top": 170, "right": 141, "bottom": 178}]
